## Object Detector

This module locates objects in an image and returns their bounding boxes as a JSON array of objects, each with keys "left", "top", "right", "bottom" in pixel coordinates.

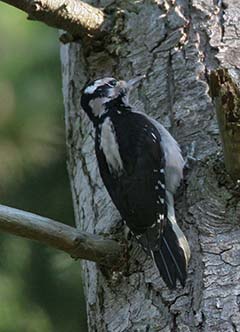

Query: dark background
[{"left": 0, "top": 3, "right": 87, "bottom": 331}]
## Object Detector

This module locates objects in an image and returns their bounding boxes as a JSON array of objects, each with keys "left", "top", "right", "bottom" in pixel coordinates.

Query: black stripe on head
[{"left": 83, "top": 78, "right": 117, "bottom": 100}]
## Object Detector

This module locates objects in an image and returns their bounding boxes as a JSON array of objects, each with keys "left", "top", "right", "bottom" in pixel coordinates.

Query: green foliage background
[{"left": 0, "top": 4, "right": 87, "bottom": 331}]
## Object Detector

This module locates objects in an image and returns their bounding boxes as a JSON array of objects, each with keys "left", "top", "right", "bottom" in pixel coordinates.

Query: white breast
[{"left": 100, "top": 117, "right": 123, "bottom": 175}]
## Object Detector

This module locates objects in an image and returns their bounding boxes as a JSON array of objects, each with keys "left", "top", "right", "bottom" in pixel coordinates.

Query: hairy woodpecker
[{"left": 81, "top": 76, "right": 190, "bottom": 289}]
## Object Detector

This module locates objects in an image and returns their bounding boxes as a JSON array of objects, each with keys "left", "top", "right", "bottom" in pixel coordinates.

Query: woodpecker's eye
[{"left": 108, "top": 79, "right": 117, "bottom": 87}]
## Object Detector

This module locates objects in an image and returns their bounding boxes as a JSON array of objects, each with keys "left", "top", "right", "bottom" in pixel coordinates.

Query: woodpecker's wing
[
  {"left": 96, "top": 111, "right": 167, "bottom": 241},
  {"left": 96, "top": 112, "right": 187, "bottom": 288}
]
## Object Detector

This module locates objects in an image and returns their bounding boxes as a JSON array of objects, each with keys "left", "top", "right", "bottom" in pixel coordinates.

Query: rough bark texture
[
  {"left": 60, "top": 0, "right": 240, "bottom": 331},
  {"left": 209, "top": 68, "right": 240, "bottom": 181}
]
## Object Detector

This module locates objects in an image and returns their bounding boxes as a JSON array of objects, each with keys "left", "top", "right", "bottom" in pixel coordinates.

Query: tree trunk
[{"left": 60, "top": 0, "right": 240, "bottom": 331}]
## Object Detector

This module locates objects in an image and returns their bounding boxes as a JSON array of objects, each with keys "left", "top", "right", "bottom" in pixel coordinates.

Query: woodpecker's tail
[{"left": 153, "top": 219, "right": 190, "bottom": 289}]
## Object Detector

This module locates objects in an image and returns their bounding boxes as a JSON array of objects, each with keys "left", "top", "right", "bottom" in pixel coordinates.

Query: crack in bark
[
  {"left": 166, "top": 51, "right": 176, "bottom": 132},
  {"left": 216, "top": 0, "right": 226, "bottom": 43}
]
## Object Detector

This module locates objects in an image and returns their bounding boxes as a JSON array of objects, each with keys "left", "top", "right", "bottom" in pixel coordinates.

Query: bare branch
[
  {"left": 0, "top": 204, "right": 122, "bottom": 267},
  {"left": 1, "top": 0, "right": 113, "bottom": 40}
]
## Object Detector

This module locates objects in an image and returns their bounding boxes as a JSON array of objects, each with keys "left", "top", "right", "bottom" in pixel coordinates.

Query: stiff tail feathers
[{"left": 153, "top": 220, "right": 190, "bottom": 289}]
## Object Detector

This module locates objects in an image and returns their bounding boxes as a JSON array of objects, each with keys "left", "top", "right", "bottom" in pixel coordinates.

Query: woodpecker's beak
[{"left": 127, "top": 75, "right": 146, "bottom": 89}]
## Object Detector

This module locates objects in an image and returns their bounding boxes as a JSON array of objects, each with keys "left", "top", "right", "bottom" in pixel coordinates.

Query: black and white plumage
[{"left": 81, "top": 76, "right": 190, "bottom": 289}]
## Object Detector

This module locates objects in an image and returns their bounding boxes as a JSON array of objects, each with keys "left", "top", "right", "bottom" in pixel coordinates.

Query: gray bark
[{"left": 60, "top": 0, "right": 240, "bottom": 331}]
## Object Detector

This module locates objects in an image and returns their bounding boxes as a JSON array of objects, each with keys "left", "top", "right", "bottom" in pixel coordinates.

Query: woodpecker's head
[{"left": 81, "top": 76, "right": 145, "bottom": 125}]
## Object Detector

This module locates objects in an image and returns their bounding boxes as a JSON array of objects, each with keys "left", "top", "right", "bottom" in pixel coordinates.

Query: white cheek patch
[
  {"left": 100, "top": 117, "right": 123, "bottom": 175},
  {"left": 89, "top": 97, "right": 110, "bottom": 117}
]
